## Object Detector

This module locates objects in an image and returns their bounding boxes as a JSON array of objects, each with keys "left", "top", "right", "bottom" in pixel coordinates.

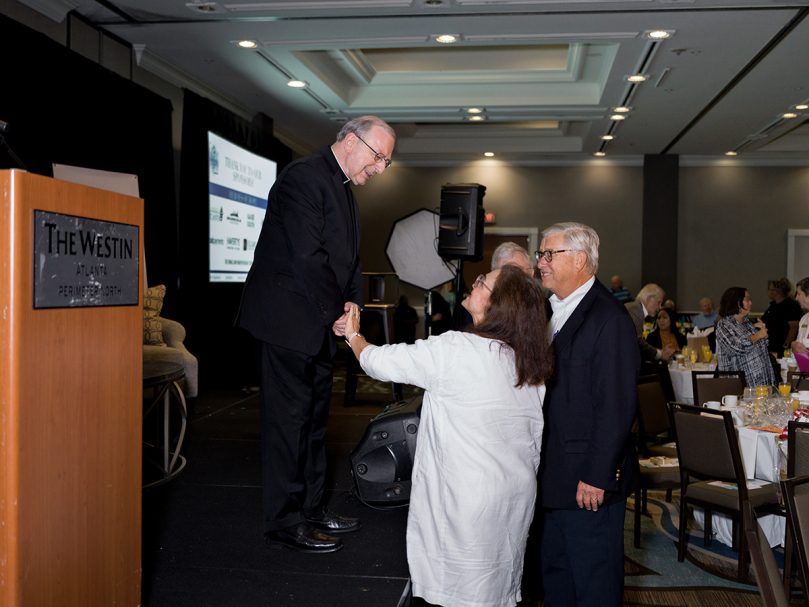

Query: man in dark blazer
[
  {"left": 537, "top": 222, "right": 640, "bottom": 606},
  {"left": 238, "top": 116, "right": 396, "bottom": 553}
]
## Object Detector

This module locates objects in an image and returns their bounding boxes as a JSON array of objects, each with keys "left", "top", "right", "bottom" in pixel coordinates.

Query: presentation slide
[{"left": 208, "top": 131, "right": 277, "bottom": 282}]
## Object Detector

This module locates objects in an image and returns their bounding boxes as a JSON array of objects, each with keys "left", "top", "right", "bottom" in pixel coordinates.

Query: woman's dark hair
[
  {"left": 470, "top": 265, "right": 553, "bottom": 387},
  {"left": 796, "top": 277, "right": 809, "bottom": 296},
  {"left": 718, "top": 286, "right": 747, "bottom": 318},
  {"left": 769, "top": 276, "right": 793, "bottom": 297},
  {"left": 656, "top": 307, "right": 677, "bottom": 326}
]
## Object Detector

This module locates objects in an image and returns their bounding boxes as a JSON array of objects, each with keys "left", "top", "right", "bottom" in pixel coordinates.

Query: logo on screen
[{"left": 209, "top": 144, "right": 219, "bottom": 175}]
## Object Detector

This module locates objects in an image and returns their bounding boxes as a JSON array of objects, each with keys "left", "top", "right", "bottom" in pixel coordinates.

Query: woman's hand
[
  {"left": 752, "top": 319, "right": 768, "bottom": 342},
  {"left": 345, "top": 305, "right": 361, "bottom": 337}
]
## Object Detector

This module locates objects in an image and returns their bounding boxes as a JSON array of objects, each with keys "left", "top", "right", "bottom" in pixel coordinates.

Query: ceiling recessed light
[
  {"left": 609, "top": 114, "right": 626, "bottom": 121},
  {"left": 626, "top": 74, "right": 648, "bottom": 83},
  {"left": 612, "top": 106, "right": 631, "bottom": 113},
  {"left": 466, "top": 107, "right": 483, "bottom": 114},
  {"left": 601, "top": 135, "right": 614, "bottom": 141},
  {"left": 287, "top": 79, "right": 307, "bottom": 88},
  {"left": 645, "top": 30, "right": 673, "bottom": 40},
  {"left": 236, "top": 39, "right": 257, "bottom": 49},
  {"left": 435, "top": 34, "right": 458, "bottom": 44},
  {"left": 796, "top": 104, "right": 809, "bottom": 110},
  {"left": 468, "top": 115, "right": 485, "bottom": 122},
  {"left": 725, "top": 151, "right": 738, "bottom": 156},
  {"left": 594, "top": 152, "right": 606, "bottom": 157},
  {"left": 484, "top": 152, "right": 495, "bottom": 157},
  {"left": 783, "top": 112, "right": 798, "bottom": 119}
]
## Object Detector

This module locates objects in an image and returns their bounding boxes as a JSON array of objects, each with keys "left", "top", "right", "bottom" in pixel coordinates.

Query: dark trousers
[
  {"left": 259, "top": 335, "right": 333, "bottom": 532},
  {"left": 540, "top": 499, "right": 626, "bottom": 607}
]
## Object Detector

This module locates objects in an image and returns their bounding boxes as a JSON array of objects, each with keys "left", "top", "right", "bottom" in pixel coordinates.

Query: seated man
[
  {"left": 609, "top": 275, "right": 632, "bottom": 304},
  {"left": 692, "top": 297, "right": 717, "bottom": 330}
]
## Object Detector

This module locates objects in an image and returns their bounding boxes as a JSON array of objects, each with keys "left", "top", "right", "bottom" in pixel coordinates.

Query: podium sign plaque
[{"left": 33, "top": 210, "right": 139, "bottom": 308}]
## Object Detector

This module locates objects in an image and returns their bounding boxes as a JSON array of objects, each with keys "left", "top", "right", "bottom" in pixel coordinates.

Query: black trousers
[
  {"left": 259, "top": 335, "right": 333, "bottom": 532},
  {"left": 540, "top": 499, "right": 626, "bottom": 607}
]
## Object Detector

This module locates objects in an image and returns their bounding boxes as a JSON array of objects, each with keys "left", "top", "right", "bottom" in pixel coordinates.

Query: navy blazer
[
  {"left": 237, "top": 146, "right": 363, "bottom": 356},
  {"left": 540, "top": 279, "right": 640, "bottom": 510}
]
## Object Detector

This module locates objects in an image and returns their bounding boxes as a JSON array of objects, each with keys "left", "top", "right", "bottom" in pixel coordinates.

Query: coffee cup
[
  {"left": 705, "top": 401, "right": 721, "bottom": 410},
  {"left": 722, "top": 395, "right": 738, "bottom": 407}
]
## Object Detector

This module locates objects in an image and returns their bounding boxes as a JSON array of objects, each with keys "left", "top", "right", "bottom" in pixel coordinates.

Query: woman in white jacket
[{"left": 342, "top": 265, "right": 553, "bottom": 607}]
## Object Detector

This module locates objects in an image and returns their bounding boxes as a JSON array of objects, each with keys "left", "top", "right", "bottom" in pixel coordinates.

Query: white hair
[
  {"left": 491, "top": 242, "right": 531, "bottom": 270},
  {"left": 541, "top": 222, "right": 600, "bottom": 274}
]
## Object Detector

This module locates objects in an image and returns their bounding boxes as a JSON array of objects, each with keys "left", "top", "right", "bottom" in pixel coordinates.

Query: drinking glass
[
  {"left": 778, "top": 383, "right": 792, "bottom": 397},
  {"left": 755, "top": 385, "right": 772, "bottom": 398},
  {"left": 689, "top": 349, "right": 698, "bottom": 365}
]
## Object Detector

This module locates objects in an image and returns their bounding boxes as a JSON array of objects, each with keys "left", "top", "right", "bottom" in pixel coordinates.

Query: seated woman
[
  {"left": 791, "top": 277, "right": 809, "bottom": 354},
  {"left": 342, "top": 265, "right": 553, "bottom": 607},
  {"left": 645, "top": 307, "right": 687, "bottom": 353},
  {"left": 715, "top": 286, "right": 776, "bottom": 387}
]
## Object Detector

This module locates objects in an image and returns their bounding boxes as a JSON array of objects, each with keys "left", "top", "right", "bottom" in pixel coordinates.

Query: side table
[{"left": 143, "top": 361, "right": 188, "bottom": 488}]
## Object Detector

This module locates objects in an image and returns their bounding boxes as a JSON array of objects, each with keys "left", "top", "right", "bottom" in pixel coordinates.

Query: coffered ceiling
[{"left": 16, "top": 0, "right": 809, "bottom": 164}]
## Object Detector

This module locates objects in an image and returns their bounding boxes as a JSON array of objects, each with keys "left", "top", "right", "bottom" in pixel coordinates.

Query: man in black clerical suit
[
  {"left": 238, "top": 116, "right": 396, "bottom": 553},
  {"left": 536, "top": 222, "right": 639, "bottom": 606}
]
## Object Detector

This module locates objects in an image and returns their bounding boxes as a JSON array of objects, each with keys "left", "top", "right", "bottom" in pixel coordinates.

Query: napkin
[{"left": 689, "top": 327, "right": 715, "bottom": 337}]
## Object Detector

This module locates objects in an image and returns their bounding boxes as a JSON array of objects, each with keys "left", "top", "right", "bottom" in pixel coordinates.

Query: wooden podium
[{"left": 0, "top": 170, "right": 142, "bottom": 605}]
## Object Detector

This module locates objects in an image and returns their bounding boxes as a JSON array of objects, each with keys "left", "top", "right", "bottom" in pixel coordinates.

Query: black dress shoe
[
  {"left": 305, "top": 509, "right": 361, "bottom": 534},
  {"left": 265, "top": 522, "right": 343, "bottom": 553}
]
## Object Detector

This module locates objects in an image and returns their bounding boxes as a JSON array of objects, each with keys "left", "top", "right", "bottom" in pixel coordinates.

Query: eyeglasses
[
  {"left": 472, "top": 274, "right": 491, "bottom": 292},
  {"left": 535, "top": 249, "right": 574, "bottom": 263},
  {"left": 354, "top": 133, "right": 392, "bottom": 168}
]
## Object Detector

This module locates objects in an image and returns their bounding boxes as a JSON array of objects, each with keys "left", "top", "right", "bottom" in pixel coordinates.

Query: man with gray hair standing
[
  {"left": 536, "top": 222, "right": 639, "bottom": 606},
  {"left": 491, "top": 241, "right": 534, "bottom": 276},
  {"left": 238, "top": 116, "right": 396, "bottom": 553},
  {"left": 625, "top": 283, "right": 676, "bottom": 363}
]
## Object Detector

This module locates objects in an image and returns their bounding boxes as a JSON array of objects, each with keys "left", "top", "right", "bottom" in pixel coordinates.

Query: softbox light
[{"left": 385, "top": 209, "right": 456, "bottom": 291}]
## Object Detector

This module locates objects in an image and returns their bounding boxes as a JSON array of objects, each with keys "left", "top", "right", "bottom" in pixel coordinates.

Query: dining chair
[
  {"left": 781, "top": 474, "right": 809, "bottom": 602},
  {"left": 632, "top": 444, "right": 680, "bottom": 548},
  {"left": 669, "top": 403, "right": 781, "bottom": 581},
  {"left": 636, "top": 374, "right": 677, "bottom": 458},
  {"left": 744, "top": 501, "right": 790, "bottom": 607},
  {"left": 788, "top": 371, "right": 809, "bottom": 392},
  {"left": 782, "top": 421, "right": 809, "bottom": 596},
  {"left": 690, "top": 370, "right": 745, "bottom": 407}
]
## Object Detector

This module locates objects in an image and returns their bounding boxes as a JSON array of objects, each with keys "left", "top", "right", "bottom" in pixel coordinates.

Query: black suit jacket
[
  {"left": 237, "top": 146, "right": 362, "bottom": 356},
  {"left": 540, "top": 279, "right": 640, "bottom": 510}
]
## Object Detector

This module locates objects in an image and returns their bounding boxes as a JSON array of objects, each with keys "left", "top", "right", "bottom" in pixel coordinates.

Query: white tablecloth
[{"left": 668, "top": 362, "right": 717, "bottom": 405}]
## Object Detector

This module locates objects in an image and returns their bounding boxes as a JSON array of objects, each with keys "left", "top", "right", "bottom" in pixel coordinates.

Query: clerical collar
[{"left": 331, "top": 147, "right": 351, "bottom": 184}]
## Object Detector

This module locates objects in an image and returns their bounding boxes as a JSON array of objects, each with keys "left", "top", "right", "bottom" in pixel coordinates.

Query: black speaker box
[
  {"left": 437, "top": 183, "right": 486, "bottom": 261},
  {"left": 350, "top": 395, "right": 422, "bottom": 507}
]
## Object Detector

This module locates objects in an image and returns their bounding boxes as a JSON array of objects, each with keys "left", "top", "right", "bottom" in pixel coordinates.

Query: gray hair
[
  {"left": 336, "top": 115, "right": 396, "bottom": 143},
  {"left": 491, "top": 241, "right": 531, "bottom": 270},
  {"left": 541, "top": 222, "right": 600, "bottom": 274},
  {"left": 636, "top": 283, "right": 664, "bottom": 304}
]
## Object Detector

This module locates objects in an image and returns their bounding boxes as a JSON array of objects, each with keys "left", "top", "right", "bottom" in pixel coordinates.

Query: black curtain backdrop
[
  {"left": 0, "top": 14, "right": 178, "bottom": 307},
  {"left": 179, "top": 90, "right": 292, "bottom": 388}
]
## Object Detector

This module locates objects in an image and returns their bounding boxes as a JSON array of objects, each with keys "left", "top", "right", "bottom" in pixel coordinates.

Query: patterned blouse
[{"left": 715, "top": 315, "right": 776, "bottom": 387}]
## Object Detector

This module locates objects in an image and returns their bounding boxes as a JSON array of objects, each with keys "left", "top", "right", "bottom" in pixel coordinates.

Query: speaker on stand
[
  {"left": 437, "top": 183, "right": 486, "bottom": 324},
  {"left": 437, "top": 183, "right": 486, "bottom": 262}
]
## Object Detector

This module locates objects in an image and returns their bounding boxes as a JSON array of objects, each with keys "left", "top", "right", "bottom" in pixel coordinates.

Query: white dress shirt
[{"left": 549, "top": 276, "right": 596, "bottom": 338}]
